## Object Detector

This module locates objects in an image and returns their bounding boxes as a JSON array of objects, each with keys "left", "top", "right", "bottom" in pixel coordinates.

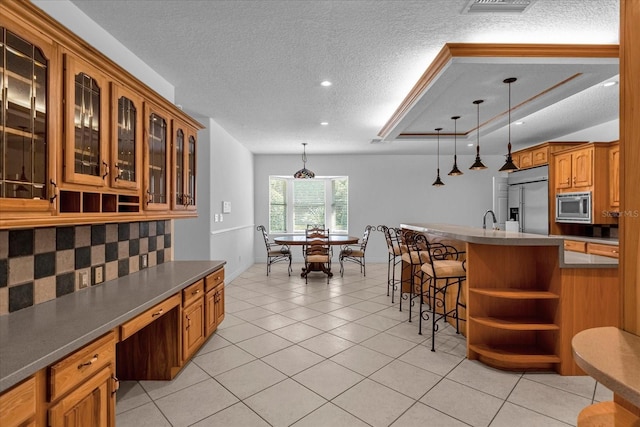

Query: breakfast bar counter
[{"left": 401, "top": 223, "right": 619, "bottom": 375}]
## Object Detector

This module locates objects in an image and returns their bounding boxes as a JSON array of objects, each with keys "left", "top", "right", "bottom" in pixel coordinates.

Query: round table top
[{"left": 274, "top": 235, "right": 359, "bottom": 245}]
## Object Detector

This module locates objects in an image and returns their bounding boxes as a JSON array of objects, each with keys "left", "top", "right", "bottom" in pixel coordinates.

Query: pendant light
[
  {"left": 499, "top": 77, "right": 519, "bottom": 172},
  {"left": 448, "top": 116, "right": 463, "bottom": 176},
  {"left": 293, "top": 142, "right": 315, "bottom": 178},
  {"left": 432, "top": 127, "right": 444, "bottom": 186},
  {"left": 469, "top": 100, "right": 487, "bottom": 170}
]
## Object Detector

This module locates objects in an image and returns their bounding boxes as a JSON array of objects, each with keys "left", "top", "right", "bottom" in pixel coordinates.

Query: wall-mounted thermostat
[{"left": 222, "top": 201, "right": 231, "bottom": 213}]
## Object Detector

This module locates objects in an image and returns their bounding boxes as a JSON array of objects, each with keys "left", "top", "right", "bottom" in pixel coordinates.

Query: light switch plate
[
  {"left": 219, "top": 214, "right": 224, "bottom": 222},
  {"left": 214, "top": 214, "right": 219, "bottom": 222},
  {"left": 94, "top": 265, "right": 104, "bottom": 284},
  {"left": 222, "top": 201, "right": 231, "bottom": 213}
]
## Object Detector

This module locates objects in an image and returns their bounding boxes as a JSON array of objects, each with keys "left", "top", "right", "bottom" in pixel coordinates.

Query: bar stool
[
  {"left": 399, "top": 229, "right": 431, "bottom": 321},
  {"left": 415, "top": 233, "right": 466, "bottom": 351},
  {"left": 378, "top": 225, "right": 402, "bottom": 303}
]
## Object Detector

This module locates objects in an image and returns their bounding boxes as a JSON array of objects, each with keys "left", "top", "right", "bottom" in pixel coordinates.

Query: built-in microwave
[{"left": 556, "top": 191, "right": 592, "bottom": 223}]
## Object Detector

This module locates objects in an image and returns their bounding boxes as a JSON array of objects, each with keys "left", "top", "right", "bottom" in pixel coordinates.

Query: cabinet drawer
[
  {"left": 564, "top": 240, "right": 587, "bottom": 253},
  {"left": 183, "top": 279, "right": 204, "bottom": 307},
  {"left": 49, "top": 330, "right": 115, "bottom": 402},
  {"left": 587, "top": 242, "right": 619, "bottom": 258},
  {"left": 205, "top": 268, "right": 224, "bottom": 292},
  {"left": 0, "top": 376, "right": 36, "bottom": 427},
  {"left": 120, "top": 293, "right": 181, "bottom": 341}
]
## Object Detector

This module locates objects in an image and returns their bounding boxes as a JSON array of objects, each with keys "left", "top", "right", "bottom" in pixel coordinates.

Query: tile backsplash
[{"left": 0, "top": 220, "right": 172, "bottom": 315}]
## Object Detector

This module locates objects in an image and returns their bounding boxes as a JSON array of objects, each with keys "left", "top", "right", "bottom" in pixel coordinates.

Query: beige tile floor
[{"left": 116, "top": 263, "right": 612, "bottom": 426}]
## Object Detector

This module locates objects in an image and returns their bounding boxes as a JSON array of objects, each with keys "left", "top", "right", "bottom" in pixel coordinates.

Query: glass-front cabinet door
[
  {"left": 172, "top": 119, "right": 197, "bottom": 211},
  {"left": 110, "top": 83, "right": 141, "bottom": 190},
  {"left": 63, "top": 53, "right": 109, "bottom": 187},
  {"left": 0, "top": 24, "right": 55, "bottom": 215},
  {"left": 144, "top": 103, "right": 171, "bottom": 211}
]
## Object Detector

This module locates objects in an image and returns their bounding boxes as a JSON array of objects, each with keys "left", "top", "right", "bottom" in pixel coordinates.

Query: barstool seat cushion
[
  {"left": 389, "top": 246, "right": 402, "bottom": 256},
  {"left": 421, "top": 260, "right": 466, "bottom": 278},
  {"left": 401, "top": 251, "right": 430, "bottom": 264}
]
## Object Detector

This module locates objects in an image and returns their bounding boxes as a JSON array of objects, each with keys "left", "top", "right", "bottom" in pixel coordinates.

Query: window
[{"left": 269, "top": 176, "right": 348, "bottom": 233}]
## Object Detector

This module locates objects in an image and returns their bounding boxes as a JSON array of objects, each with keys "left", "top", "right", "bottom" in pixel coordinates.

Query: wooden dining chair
[{"left": 304, "top": 227, "right": 331, "bottom": 283}]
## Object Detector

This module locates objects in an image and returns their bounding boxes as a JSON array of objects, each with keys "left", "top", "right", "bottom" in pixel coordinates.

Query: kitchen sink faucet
[{"left": 483, "top": 210, "right": 499, "bottom": 230}]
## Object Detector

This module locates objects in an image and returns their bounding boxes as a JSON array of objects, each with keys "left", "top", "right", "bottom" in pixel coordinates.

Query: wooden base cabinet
[
  {"left": 48, "top": 331, "right": 118, "bottom": 427},
  {"left": 48, "top": 366, "right": 115, "bottom": 427},
  {"left": 205, "top": 269, "right": 225, "bottom": 337},
  {"left": 466, "top": 243, "right": 619, "bottom": 375},
  {"left": 182, "top": 279, "right": 205, "bottom": 362},
  {"left": 0, "top": 376, "right": 37, "bottom": 427}
]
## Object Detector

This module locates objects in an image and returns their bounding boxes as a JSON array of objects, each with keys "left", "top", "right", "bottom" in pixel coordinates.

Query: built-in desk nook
[
  {"left": 401, "top": 223, "right": 619, "bottom": 376},
  {"left": 0, "top": 261, "right": 225, "bottom": 427}
]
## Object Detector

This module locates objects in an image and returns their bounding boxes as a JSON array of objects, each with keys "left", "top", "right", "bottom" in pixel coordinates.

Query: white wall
[
  {"left": 174, "top": 118, "right": 255, "bottom": 281},
  {"left": 254, "top": 153, "right": 507, "bottom": 264}
]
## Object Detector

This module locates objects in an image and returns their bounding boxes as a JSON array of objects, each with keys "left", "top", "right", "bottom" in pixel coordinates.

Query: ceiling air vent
[{"left": 462, "top": 0, "right": 538, "bottom": 14}]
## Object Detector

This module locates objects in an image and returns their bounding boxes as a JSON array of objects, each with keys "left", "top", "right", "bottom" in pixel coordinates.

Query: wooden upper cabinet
[
  {"left": 172, "top": 120, "right": 197, "bottom": 211},
  {"left": 144, "top": 103, "right": 171, "bottom": 211},
  {"left": 0, "top": 2, "right": 203, "bottom": 228},
  {"left": 532, "top": 146, "right": 548, "bottom": 166},
  {"left": 63, "top": 53, "right": 109, "bottom": 187},
  {"left": 110, "top": 83, "right": 142, "bottom": 191},
  {"left": 555, "top": 152, "right": 573, "bottom": 190},
  {"left": 0, "top": 23, "right": 57, "bottom": 217},
  {"left": 554, "top": 147, "right": 592, "bottom": 191},
  {"left": 609, "top": 142, "right": 620, "bottom": 209},
  {"left": 518, "top": 150, "right": 533, "bottom": 169},
  {"left": 572, "top": 147, "right": 593, "bottom": 188}
]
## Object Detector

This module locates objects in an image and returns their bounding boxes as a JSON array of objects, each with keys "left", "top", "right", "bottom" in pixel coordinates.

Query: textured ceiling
[{"left": 68, "top": 0, "right": 619, "bottom": 155}]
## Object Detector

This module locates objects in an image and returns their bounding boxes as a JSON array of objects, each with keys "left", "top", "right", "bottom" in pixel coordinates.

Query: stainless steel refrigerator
[{"left": 507, "top": 165, "right": 549, "bottom": 235}]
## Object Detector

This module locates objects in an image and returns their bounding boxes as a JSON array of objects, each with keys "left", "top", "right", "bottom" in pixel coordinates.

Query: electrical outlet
[
  {"left": 219, "top": 214, "right": 223, "bottom": 222},
  {"left": 94, "top": 265, "right": 104, "bottom": 284},
  {"left": 214, "top": 214, "right": 219, "bottom": 222},
  {"left": 78, "top": 271, "right": 89, "bottom": 289},
  {"left": 141, "top": 254, "right": 148, "bottom": 269}
]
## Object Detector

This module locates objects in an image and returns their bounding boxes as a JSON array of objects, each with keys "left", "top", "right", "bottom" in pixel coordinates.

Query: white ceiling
[{"left": 68, "top": 0, "right": 620, "bottom": 156}]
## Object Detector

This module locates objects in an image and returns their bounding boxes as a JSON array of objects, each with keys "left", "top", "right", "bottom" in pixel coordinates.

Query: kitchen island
[{"left": 402, "top": 223, "right": 619, "bottom": 375}]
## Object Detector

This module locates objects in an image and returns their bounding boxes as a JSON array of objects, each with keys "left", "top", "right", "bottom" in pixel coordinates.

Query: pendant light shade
[
  {"left": 432, "top": 127, "right": 444, "bottom": 186},
  {"left": 293, "top": 143, "right": 315, "bottom": 178},
  {"left": 469, "top": 99, "right": 487, "bottom": 170},
  {"left": 499, "top": 77, "right": 519, "bottom": 172},
  {"left": 448, "top": 116, "right": 463, "bottom": 176}
]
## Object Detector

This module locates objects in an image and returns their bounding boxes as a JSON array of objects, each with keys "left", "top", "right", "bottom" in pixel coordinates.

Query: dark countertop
[
  {"left": 0, "top": 260, "right": 225, "bottom": 393},
  {"left": 401, "top": 223, "right": 618, "bottom": 269}
]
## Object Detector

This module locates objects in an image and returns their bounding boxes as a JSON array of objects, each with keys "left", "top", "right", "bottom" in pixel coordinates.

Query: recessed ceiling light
[
  {"left": 603, "top": 81, "right": 618, "bottom": 87},
  {"left": 320, "top": 122, "right": 329, "bottom": 126},
  {"left": 320, "top": 81, "right": 332, "bottom": 87},
  {"left": 514, "top": 121, "right": 524, "bottom": 125},
  {"left": 467, "top": 143, "right": 474, "bottom": 147}
]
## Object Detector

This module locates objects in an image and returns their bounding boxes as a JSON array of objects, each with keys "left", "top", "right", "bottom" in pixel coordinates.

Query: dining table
[{"left": 274, "top": 234, "right": 360, "bottom": 278}]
